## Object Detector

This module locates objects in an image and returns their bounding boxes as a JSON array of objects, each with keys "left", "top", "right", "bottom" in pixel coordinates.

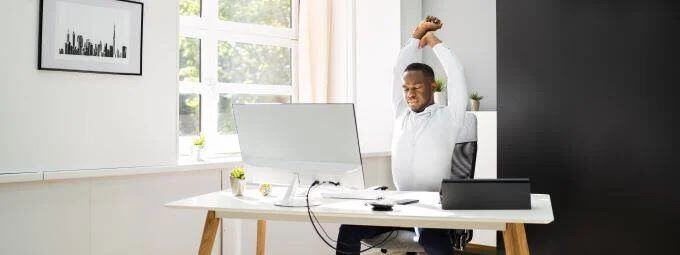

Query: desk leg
[
  {"left": 198, "top": 211, "right": 220, "bottom": 255},
  {"left": 503, "top": 223, "right": 530, "bottom": 255},
  {"left": 257, "top": 220, "right": 267, "bottom": 255}
]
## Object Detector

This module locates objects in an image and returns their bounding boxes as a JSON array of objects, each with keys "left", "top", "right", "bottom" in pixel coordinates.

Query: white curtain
[{"left": 297, "top": 0, "right": 333, "bottom": 103}]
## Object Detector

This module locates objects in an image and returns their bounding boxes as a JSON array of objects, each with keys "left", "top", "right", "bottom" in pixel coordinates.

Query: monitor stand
[{"left": 274, "top": 173, "right": 321, "bottom": 207}]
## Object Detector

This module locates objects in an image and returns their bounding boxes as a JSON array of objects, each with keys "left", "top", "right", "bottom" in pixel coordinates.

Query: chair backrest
[
  {"left": 451, "top": 113, "right": 478, "bottom": 180},
  {"left": 450, "top": 113, "right": 478, "bottom": 249}
]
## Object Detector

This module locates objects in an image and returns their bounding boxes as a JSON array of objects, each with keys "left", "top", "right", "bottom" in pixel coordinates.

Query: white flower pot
[
  {"left": 193, "top": 146, "right": 205, "bottom": 161},
  {"left": 434, "top": 92, "right": 447, "bottom": 106},
  {"left": 230, "top": 177, "right": 246, "bottom": 196}
]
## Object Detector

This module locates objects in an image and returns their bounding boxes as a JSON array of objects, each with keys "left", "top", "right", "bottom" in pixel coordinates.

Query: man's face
[{"left": 402, "top": 70, "right": 435, "bottom": 112}]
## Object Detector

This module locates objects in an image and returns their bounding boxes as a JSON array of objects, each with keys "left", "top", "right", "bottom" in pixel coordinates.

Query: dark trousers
[{"left": 336, "top": 224, "right": 455, "bottom": 255}]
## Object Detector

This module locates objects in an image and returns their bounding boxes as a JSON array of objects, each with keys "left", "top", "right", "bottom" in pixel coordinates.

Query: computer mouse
[{"left": 369, "top": 201, "right": 394, "bottom": 211}]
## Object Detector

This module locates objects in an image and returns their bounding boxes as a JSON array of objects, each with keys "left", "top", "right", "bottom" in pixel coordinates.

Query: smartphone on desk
[{"left": 394, "top": 198, "right": 419, "bottom": 205}]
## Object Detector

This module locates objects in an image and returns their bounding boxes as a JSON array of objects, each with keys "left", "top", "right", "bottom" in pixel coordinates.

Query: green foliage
[
  {"left": 179, "top": 37, "right": 200, "bottom": 82},
  {"left": 469, "top": 91, "right": 484, "bottom": 101},
  {"left": 230, "top": 167, "right": 245, "bottom": 179},
  {"left": 179, "top": 94, "right": 200, "bottom": 136},
  {"left": 192, "top": 133, "right": 206, "bottom": 146},
  {"left": 216, "top": 0, "right": 292, "bottom": 86},
  {"left": 217, "top": 94, "right": 290, "bottom": 135},
  {"left": 218, "top": 41, "right": 291, "bottom": 85},
  {"left": 185, "top": 96, "right": 200, "bottom": 108},
  {"left": 219, "top": 0, "right": 291, "bottom": 28},
  {"left": 179, "top": 0, "right": 200, "bottom": 17},
  {"left": 434, "top": 79, "right": 446, "bottom": 92}
]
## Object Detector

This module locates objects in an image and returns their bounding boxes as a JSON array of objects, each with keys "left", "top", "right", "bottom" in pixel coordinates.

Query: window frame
[{"left": 178, "top": 0, "right": 299, "bottom": 157}]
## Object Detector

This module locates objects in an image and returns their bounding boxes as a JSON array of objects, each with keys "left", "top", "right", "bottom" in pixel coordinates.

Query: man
[{"left": 336, "top": 16, "right": 469, "bottom": 255}]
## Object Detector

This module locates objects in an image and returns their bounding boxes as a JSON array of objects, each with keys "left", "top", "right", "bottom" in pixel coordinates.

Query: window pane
[
  {"left": 179, "top": 0, "right": 201, "bottom": 17},
  {"left": 218, "top": 0, "right": 291, "bottom": 28},
  {"left": 217, "top": 94, "right": 291, "bottom": 135},
  {"left": 179, "top": 94, "right": 201, "bottom": 136},
  {"left": 218, "top": 41, "right": 291, "bottom": 85},
  {"left": 179, "top": 37, "right": 201, "bottom": 82}
]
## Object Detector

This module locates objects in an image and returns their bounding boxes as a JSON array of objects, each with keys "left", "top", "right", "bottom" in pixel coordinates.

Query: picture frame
[{"left": 38, "top": 0, "right": 144, "bottom": 75}]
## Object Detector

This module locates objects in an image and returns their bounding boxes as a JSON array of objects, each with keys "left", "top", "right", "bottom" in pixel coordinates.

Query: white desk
[{"left": 166, "top": 187, "right": 554, "bottom": 255}]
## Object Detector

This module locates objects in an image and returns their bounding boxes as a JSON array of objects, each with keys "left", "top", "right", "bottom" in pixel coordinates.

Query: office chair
[{"left": 362, "top": 112, "right": 478, "bottom": 255}]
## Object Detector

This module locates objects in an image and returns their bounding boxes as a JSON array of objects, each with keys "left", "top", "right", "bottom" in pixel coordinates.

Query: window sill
[
  {"left": 0, "top": 172, "right": 44, "bottom": 184},
  {"left": 1, "top": 152, "right": 391, "bottom": 184},
  {"left": 42, "top": 156, "right": 243, "bottom": 181}
]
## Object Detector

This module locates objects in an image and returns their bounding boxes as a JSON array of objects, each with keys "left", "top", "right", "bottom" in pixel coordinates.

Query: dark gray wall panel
[{"left": 498, "top": 0, "right": 680, "bottom": 253}]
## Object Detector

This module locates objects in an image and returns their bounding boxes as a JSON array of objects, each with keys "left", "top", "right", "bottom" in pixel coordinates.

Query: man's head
[{"left": 402, "top": 63, "right": 436, "bottom": 112}]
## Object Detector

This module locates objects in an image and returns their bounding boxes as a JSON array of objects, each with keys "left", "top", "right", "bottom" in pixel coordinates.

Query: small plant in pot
[
  {"left": 434, "top": 78, "right": 447, "bottom": 106},
  {"left": 229, "top": 167, "right": 246, "bottom": 196},
  {"left": 192, "top": 133, "right": 206, "bottom": 161},
  {"left": 469, "top": 91, "right": 484, "bottom": 111}
]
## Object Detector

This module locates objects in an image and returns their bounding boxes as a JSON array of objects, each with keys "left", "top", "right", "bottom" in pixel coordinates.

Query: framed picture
[{"left": 39, "top": 0, "right": 143, "bottom": 75}]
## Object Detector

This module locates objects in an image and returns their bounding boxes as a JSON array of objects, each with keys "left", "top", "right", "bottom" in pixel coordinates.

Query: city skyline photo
[
  {"left": 54, "top": 0, "right": 131, "bottom": 64},
  {"left": 39, "top": 0, "right": 143, "bottom": 75},
  {"left": 59, "top": 25, "right": 128, "bottom": 59}
]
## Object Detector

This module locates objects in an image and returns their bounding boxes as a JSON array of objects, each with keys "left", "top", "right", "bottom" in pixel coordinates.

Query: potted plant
[
  {"left": 192, "top": 133, "right": 206, "bottom": 161},
  {"left": 469, "top": 91, "right": 484, "bottom": 111},
  {"left": 229, "top": 167, "right": 246, "bottom": 196},
  {"left": 434, "top": 78, "right": 447, "bottom": 106}
]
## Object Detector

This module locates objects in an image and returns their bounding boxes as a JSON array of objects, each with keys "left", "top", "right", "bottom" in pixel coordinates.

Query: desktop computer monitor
[{"left": 233, "top": 103, "right": 363, "bottom": 206}]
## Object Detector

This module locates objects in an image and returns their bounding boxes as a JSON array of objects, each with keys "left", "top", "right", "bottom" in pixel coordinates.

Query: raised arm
[
  {"left": 423, "top": 32, "right": 468, "bottom": 131},
  {"left": 392, "top": 17, "right": 443, "bottom": 116},
  {"left": 391, "top": 39, "right": 420, "bottom": 115}
]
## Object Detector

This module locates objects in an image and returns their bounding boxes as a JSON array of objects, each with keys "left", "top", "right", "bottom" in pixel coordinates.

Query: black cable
[
  {"left": 307, "top": 186, "right": 402, "bottom": 249},
  {"left": 309, "top": 202, "right": 340, "bottom": 242},
  {"left": 306, "top": 182, "right": 402, "bottom": 254},
  {"left": 310, "top": 201, "right": 400, "bottom": 248},
  {"left": 307, "top": 181, "right": 346, "bottom": 243}
]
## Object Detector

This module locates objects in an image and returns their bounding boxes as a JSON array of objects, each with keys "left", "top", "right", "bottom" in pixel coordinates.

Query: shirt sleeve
[
  {"left": 432, "top": 43, "right": 468, "bottom": 134},
  {"left": 391, "top": 38, "right": 421, "bottom": 117}
]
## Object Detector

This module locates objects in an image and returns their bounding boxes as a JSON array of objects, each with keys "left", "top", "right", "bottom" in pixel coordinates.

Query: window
[{"left": 179, "top": 0, "right": 298, "bottom": 156}]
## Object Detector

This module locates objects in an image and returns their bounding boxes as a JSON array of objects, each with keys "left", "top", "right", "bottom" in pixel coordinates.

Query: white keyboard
[{"left": 320, "top": 190, "right": 384, "bottom": 200}]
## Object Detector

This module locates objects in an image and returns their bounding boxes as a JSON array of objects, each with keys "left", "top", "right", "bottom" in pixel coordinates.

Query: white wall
[
  {"left": 0, "top": 169, "right": 222, "bottom": 255},
  {"left": 0, "top": 0, "right": 177, "bottom": 174},
  {"left": 422, "top": 0, "right": 497, "bottom": 111},
  {"left": 354, "top": 0, "right": 401, "bottom": 154},
  {"left": 401, "top": 0, "right": 423, "bottom": 49}
]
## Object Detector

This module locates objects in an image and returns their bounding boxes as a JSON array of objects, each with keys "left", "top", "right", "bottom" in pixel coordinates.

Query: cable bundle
[{"left": 305, "top": 181, "right": 400, "bottom": 254}]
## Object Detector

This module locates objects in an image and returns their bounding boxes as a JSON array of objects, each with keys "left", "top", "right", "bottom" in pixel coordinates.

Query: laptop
[{"left": 440, "top": 179, "right": 531, "bottom": 210}]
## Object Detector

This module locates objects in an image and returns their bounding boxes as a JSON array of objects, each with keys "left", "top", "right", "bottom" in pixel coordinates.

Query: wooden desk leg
[
  {"left": 257, "top": 220, "right": 267, "bottom": 255},
  {"left": 503, "top": 223, "right": 530, "bottom": 255},
  {"left": 198, "top": 211, "right": 220, "bottom": 255}
]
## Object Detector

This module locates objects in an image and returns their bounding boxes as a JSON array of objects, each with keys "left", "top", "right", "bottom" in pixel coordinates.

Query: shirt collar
[{"left": 409, "top": 103, "right": 440, "bottom": 116}]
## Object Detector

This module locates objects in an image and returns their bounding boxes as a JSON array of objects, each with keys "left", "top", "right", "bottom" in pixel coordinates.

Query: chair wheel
[{"left": 380, "top": 248, "right": 388, "bottom": 253}]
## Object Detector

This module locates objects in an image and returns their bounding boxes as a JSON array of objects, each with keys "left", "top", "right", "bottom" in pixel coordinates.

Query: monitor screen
[{"left": 233, "top": 104, "right": 362, "bottom": 176}]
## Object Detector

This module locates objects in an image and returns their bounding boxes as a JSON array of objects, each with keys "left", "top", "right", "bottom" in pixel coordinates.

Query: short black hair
[{"left": 404, "top": 63, "right": 435, "bottom": 81}]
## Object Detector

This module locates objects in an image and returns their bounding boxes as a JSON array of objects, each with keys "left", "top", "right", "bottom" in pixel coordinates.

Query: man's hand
[
  {"left": 419, "top": 31, "right": 442, "bottom": 49},
  {"left": 412, "top": 15, "right": 443, "bottom": 39}
]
